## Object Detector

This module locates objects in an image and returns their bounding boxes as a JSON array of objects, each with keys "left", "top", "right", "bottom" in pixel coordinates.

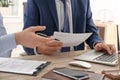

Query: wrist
[{"left": 14, "top": 32, "right": 21, "bottom": 45}]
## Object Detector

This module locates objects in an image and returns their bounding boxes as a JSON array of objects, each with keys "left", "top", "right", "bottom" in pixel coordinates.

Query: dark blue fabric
[
  {"left": 61, "top": 47, "right": 70, "bottom": 52},
  {"left": 23, "top": 0, "right": 103, "bottom": 55}
]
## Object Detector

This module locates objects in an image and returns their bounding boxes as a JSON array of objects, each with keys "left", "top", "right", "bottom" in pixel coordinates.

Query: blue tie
[
  {"left": 61, "top": 0, "right": 70, "bottom": 52},
  {"left": 62, "top": 0, "right": 69, "bottom": 32}
]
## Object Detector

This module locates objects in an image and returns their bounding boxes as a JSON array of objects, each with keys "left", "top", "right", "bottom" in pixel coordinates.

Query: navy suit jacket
[{"left": 23, "top": 0, "right": 102, "bottom": 55}]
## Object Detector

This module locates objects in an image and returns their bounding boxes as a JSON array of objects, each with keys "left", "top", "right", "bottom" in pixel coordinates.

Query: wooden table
[{"left": 0, "top": 50, "right": 118, "bottom": 80}]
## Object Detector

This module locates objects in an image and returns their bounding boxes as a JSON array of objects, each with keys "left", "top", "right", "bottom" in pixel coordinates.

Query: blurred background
[{"left": 0, "top": 0, "right": 119, "bottom": 57}]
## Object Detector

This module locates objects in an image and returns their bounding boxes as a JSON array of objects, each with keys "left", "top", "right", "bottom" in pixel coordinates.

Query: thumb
[{"left": 29, "top": 26, "right": 46, "bottom": 32}]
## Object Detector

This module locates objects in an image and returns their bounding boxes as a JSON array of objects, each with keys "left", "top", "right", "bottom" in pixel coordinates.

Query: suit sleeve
[
  {"left": 23, "top": 0, "right": 40, "bottom": 55},
  {"left": 85, "top": 0, "right": 103, "bottom": 49}
]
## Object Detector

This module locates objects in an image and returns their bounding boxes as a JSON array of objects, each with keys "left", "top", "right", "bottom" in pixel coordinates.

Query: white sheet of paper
[
  {"left": 53, "top": 32, "right": 92, "bottom": 47},
  {"left": 0, "top": 57, "right": 47, "bottom": 75}
]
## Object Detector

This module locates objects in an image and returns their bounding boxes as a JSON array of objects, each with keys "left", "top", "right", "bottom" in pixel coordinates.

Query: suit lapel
[{"left": 47, "top": 0, "right": 58, "bottom": 28}]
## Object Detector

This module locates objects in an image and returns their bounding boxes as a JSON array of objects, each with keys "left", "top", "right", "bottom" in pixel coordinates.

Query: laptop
[{"left": 74, "top": 26, "right": 120, "bottom": 66}]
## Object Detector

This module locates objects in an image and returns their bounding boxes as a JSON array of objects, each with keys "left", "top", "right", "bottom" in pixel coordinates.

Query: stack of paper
[{"left": 0, "top": 57, "right": 50, "bottom": 76}]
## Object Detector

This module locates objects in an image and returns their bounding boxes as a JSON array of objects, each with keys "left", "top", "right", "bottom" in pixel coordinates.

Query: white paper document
[
  {"left": 0, "top": 57, "right": 50, "bottom": 75},
  {"left": 53, "top": 32, "right": 92, "bottom": 47}
]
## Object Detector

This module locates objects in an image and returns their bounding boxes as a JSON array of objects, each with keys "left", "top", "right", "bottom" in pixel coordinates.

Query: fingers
[
  {"left": 101, "top": 44, "right": 113, "bottom": 55},
  {"left": 36, "top": 45, "right": 62, "bottom": 55},
  {"left": 45, "top": 41, "right": 63, "bottom": 53},
  {"left": 36, "top": 40, "right": 63, "bottom": 55},
  {"left": 29, "top": 26, "right": 46, "bottom": 32},
  {"left": 95, "top": 43, "right": 116, "bottom": 55},
  {"left": 103, "top": 44, "right": 116, "bottom": 55},
  {"left": 42, "top": 46, "right": 61, "bottom": 55},
  {"left": 108, "top": 44, "right": 116, "bottom": 54},
  {"left": 36, "top": 36, "right": 54, "bottom": 43},
  {"left": 36, "top": 35, "right": 62, "bottom": 46},
  {"left": 46, "top": 40, "right": 63, "bottom": 47}
]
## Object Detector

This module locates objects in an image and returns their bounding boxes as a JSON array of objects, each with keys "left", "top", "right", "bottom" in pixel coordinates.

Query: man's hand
[
  {"left": 36, "top": 39, "right": 63, "bottom": 55},
  {"left": 94, "top": 42, "right": 116, "bottom": 55}
]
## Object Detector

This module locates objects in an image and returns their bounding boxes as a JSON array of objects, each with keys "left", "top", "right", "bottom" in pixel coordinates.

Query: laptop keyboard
[{"left": 93, "top": 53, "right": 117, "bottom": 63}]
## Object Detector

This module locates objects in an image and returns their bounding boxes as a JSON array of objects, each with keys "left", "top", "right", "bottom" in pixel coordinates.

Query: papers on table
[
  {"left": 0, "top": 57, "right": 50, "bottom": 76},
  {"left": 53, "top": 32, "right": 92, "bottom": 47}
]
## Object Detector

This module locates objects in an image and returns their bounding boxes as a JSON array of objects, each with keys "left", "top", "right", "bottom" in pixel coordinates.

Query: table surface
[{"left": 0, "top": 50, "right": 118, "bottom": 80}]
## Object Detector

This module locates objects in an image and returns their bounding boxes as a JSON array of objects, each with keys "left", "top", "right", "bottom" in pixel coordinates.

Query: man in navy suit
[{"left": 23, "top": 0, "right": 116, "bottom": 55}]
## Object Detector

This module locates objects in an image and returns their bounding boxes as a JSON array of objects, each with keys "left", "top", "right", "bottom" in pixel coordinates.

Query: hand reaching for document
[{"left": 15, "top": 26, "right": 62, "bottom": 50}]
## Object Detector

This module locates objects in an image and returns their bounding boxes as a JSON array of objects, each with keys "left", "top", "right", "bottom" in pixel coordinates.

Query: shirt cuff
[
  {"left": 34, "top": 47, "right": 39, "bottom": 55},
  {"left": 0, "top": 33, "right": 17, "bottom": 52}
]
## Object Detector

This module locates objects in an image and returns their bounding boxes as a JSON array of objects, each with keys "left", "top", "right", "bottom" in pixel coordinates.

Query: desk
[{"left": 0, "top": 50, "right": 118, "bottom": 80}]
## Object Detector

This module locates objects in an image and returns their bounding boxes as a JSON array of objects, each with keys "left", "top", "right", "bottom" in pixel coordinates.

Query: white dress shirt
[
  {"left": 0, "top": 12, "right": 17, "bottom": 57},
  {"left": 55, "top": 0, "right": 74, "bottom": 51},
  {"left": 55, "top": 0, "right": 73, "bottom": 33}
]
